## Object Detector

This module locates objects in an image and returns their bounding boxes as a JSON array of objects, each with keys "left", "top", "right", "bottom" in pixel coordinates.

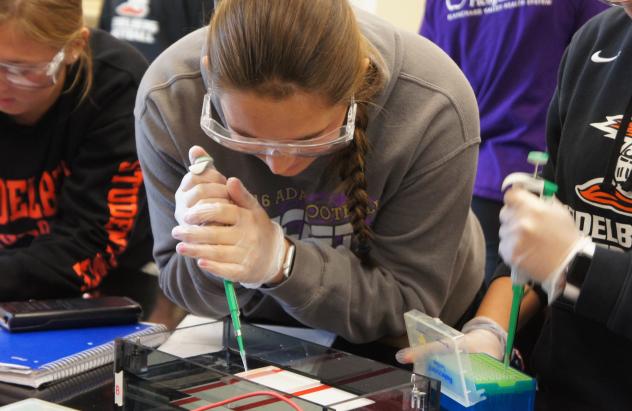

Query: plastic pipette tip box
[
  {"left": 439, "top": 353, "right": 535, "bottom": 411},
  {"left": 404, "top": 309, "right": 535, "bottom": 410}
]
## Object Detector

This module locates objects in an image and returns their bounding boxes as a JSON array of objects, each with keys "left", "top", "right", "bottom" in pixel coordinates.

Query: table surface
[
  {"left": 0, "top": 316, "right": 390, "bottom": 410},
  {"left": 0, "top": 269, "right": 186, "bottom": 410}
]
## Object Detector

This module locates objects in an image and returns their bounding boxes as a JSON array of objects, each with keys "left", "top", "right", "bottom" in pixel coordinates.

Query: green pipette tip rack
[
  {"left": 405, "top": 309, "right": 536, "bottom": 410},
  {"left": 468, "top": 353, "right": 534, "bottom": 395}
]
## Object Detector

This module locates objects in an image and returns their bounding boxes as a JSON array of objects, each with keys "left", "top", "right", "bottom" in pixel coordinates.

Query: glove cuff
[
  {"left": 241, "top": 222, "right": 286, "bottom": 289},
  {"left": 462, "top": 316, "right": 507, "bottom": 356},
  {"left": 541, "top": 236, "right": 594, "bottom": 304}
]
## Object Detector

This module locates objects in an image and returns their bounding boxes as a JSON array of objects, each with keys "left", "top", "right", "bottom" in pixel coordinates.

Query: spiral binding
[{"left": 32, "top": 324, "right": 168, "bottom": 387}]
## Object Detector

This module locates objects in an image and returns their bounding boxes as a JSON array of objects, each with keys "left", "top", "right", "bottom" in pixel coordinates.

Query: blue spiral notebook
[{"left": 0, "top": 322, "right": 167, "bottom": 388}]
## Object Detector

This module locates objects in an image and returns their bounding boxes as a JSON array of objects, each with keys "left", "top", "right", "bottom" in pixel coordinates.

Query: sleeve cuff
[
  {"left": 489, "top": 261, "right": 511, "bottom": 283},
  {"left": 574, "top": 246, "right": 629, "bottom": 325},
  {"left": 258, "top": 240, "right": 324, "bottom": 310}
]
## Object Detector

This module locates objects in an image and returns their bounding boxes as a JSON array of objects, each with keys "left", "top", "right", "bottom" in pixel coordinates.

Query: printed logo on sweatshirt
[
  {"left": 254, "top": 188, "right": 378, "bottom": 248},
  {"left": 115, "top": 0, "right": 149, "bottom": 18},
  {"left": 567, "top": 205, "right": 632, "bottom": 251},
  {"left": 111, "top": 0, "right": 158, "bottom": 44},
  {"left": 590, "top": 50, "right": 621, "bottom": 64},
  {"left": 574, "top": 116, "right": 632, "bottom": 216},
  {"left": 444, "top": 0, "right": 552, "bottom": 21},
  {"left": 0, "top": 162, "right": 70, "bottom": 248}
]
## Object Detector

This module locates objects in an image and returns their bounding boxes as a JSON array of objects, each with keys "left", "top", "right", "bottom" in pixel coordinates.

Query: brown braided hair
[
  {"left": 334, "top": 61, "right": 383, "bottom": 264},
  {"left": 207, "top": 0, "right": 385, "bottom": 263}
]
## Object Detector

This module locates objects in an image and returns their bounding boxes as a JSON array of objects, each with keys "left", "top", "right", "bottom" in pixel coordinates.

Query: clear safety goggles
[
  {"left": 0, "top": 48, "right": 65, "bottom": 89},
  {"left": 199, "top": 91, "right": 357, "bottom": 157}
]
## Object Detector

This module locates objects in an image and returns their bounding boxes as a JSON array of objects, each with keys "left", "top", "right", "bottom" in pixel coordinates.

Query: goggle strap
[{"left": 46, "top": 50, "right": 66, "bottom": 77}]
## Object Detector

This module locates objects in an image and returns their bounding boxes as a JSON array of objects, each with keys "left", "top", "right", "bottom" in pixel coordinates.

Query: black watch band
[
  {"left": 565, "top": 241, "right": 595, "bottom": 289},
  {"left": 566, "top": 254, "right": 591, "bottom": 288}
]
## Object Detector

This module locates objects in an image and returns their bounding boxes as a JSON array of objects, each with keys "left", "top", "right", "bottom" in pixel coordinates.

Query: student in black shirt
[
  {"left": 0, "top": 0, "right": 152, "bottom": 300},
  {"left": 400, "top": 3, "right": 632, "bottom": 409},
  {"left": 99, "top": 0, "right": 215, "bottom": 62}
]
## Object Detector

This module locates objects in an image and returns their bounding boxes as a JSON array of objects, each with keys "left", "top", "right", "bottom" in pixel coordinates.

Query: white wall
[
  {"left": 351, "top": 0, "right": 425, "bottom": 33},
  {"left": 83, "top": 0, "right": 102, "bottom": 27}
]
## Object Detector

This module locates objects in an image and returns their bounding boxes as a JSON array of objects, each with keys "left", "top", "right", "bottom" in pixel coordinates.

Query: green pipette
[
  {"left": 188, "top": 155, "right": 249, "bottom": 372},
  {"left": 224, "top": 279, "right": 249, "bottom": 371},
  {"left": 503, "top": 152, "right": 557, "bottom": 368},
  {"left": 504, "top": 284, "right": 524, "bottom": 367}
]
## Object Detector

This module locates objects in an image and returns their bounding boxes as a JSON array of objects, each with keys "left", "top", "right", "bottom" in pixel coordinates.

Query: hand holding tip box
[{"left": 395, "top": 316, "right": 505, "bottom": 366}]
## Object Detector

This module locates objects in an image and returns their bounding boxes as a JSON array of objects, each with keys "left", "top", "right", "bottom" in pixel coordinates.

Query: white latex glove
[
  {"left": 172, "top": 176, "right": 287, "bottom": 288},
  {"left": 174, "top": 146, "right": 230, "bottom": 226},
  {"left": 498, "top": 187, "right": 584, "bottom": 285},
  {"left": 395, "top": 316, "right": 506, "bottom": 365}
]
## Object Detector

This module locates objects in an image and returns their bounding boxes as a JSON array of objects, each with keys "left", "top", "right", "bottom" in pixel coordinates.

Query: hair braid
[
  {"left": 338, "top": 102, "right": 373, "bottom": 264},
  {"left": 335, "top": 61, "right": 383, "bottom": 265}
]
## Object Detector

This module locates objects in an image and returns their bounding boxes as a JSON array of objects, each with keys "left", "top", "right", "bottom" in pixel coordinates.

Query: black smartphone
[{"left": 0, "top": 296, "right": 143, "bottom": 332}]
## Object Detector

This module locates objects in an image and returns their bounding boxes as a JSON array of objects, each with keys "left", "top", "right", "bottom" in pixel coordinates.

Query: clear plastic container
[{"left": 404, "top": 310, "right": 535, "bottom": 410}]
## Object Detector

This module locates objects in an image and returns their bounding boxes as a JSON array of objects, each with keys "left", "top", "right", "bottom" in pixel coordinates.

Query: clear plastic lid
[
  {"left": 404, "top": 310, "right": 484, "bottom": 407},
  {"left": 405, "top": 310, "right": 535, "bottom": 408}
]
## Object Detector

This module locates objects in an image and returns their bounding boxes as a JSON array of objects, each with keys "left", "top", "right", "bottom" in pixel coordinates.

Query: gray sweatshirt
[{"left": 134, "top": 10, "right": 484, "bottom": 343}]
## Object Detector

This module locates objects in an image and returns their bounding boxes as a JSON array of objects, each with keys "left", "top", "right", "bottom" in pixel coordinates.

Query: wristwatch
[
  {"left": 545, "top": 237, "right": 595, "bottom": 304},
  {"left": 565, "top": 239, "right": 596, "bottom": 288},
  {"left": 281, "top": 239, "right": 296, "bottom": 280},
  {"left": 559, "top": 238, "right": 595, "bottom": 302}
]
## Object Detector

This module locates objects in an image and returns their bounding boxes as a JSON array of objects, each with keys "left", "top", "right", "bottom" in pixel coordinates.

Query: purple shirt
[{"left": 421, "top": 0, "right": 607, "bottom": 201}]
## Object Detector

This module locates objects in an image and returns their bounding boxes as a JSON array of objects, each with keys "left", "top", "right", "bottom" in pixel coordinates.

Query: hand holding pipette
[
  {"left": 178, "top": 147, "right": 249, "bottom": 371},
  {"left": 499, "top": 152, "right": 557, "bottom": 367},
  {"left": 499, "top": 151, "right": 594, "bottom": 366},
  {"left": 499, "top": 153, "right": 593, "bottom": 291}
]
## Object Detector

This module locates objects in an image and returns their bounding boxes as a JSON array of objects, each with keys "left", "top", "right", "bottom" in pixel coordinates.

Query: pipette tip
[{"left": 240, "top": 351, "right": 249, "bottom": 372}]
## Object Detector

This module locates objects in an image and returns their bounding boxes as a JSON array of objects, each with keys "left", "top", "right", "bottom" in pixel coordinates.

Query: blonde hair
[
  {"left": 207, "top": 0, "right": 385, "bottom": 263},
  {"left": 0, "top": 0, "right": 93, "bottom": 103}
]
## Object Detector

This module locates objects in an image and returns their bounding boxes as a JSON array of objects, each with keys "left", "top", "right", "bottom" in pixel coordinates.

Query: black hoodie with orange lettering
[
  {"left": 0, "top": 29, "right": 152, "bottom": 301},
  {"left": 492, "top": 7, "right": 632, "bottom": 410}
]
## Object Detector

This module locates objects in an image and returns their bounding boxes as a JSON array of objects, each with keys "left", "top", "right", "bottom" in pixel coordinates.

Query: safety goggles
[
  {"left": 0, "top": 48, "right": 65, "bottom": 89},
  {"left": 200, "top": 92, "right": 357, "bottom": 157}
]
